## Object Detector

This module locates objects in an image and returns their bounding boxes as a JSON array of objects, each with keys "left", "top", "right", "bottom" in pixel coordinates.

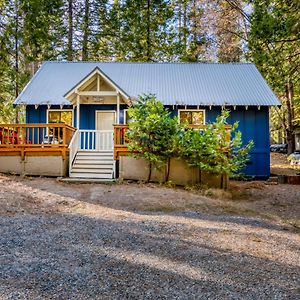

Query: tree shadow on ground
[
  {"left": 1, "top": 211, "right": 300, "bottom": 300},
  {"left": 7, "top": 174, "right": 298, "bottom": 234}
]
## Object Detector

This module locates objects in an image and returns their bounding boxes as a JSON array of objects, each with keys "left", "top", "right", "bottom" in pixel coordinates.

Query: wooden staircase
[{"left": 69, "top": 150, "right": 114, "bottom": 179}]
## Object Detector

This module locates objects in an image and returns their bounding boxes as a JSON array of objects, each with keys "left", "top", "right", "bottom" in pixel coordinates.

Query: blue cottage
[{"left": 14, "top": 61, "right": 280, "bottom": 179}]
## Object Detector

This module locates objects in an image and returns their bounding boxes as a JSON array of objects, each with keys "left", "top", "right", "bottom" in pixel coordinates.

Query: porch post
[
  {"left": 117, "top": 92, "right": 120, "bottom": 124},
  {"left": 76, "top": 94, "right": 80, "bottom": 129}
]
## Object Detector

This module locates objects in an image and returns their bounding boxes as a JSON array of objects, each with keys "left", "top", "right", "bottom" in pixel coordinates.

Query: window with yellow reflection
[
  {"left": 179, "top": 110, "right": 205, "bottom": 125},
  {"left": 47, "top": 110, "right": 73, "bottom": 126}
]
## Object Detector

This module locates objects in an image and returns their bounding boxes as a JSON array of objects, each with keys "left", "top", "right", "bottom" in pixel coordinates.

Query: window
[
  {"left": 179, "top": 109, "right": 205, "bottom": 125},
  {"left": 47, "top": 110, "right": 73, "bottom": 126}
]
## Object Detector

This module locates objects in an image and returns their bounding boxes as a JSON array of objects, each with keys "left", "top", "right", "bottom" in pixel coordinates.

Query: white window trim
[
  {"left": 123, "top": 109, "right": 129, "bottom": 124},
  {"left": 47, "top": 109, "right": 74, "bottom": 127},
  {"left": 178, "top": 109, "right": 206, "bottom": 125}
]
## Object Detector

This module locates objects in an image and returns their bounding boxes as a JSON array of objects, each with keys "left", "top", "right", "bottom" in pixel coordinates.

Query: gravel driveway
[{"left": 0, "top": 175, "right": 299, "bottom": 299}]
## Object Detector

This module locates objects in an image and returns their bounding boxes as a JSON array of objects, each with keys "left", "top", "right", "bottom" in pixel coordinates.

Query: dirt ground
[
  {"left": 271, "top": 152, "right": 300, "bottom": 176},
  {"left": 0, "top": 173, "right": 299, "bottom": 299},
  {"left": 0, "top": 174, "right": 299, "bottom": 229}
]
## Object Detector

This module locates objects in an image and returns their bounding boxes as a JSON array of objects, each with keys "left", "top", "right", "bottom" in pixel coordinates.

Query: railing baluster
[
  {"left": 83, "top": 131, "right": 86, "bottom": 150},
  {"left": 92, "top": 132, "right": 94, "bottom": 150},
  {"left": 58, "top": 127, "right": 61, "bottom": 144},
  {"left": 37, "top": 127, "right": 39, "bottom": 144},
  {"left": 32, "top": 127, "right": 34, "bottom": 145},
  {"left": 22, "top": 126, "right": 25, "bottom": 145}
]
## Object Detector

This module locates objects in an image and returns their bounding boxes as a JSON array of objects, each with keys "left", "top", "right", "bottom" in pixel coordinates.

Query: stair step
[
  {"left": 75, "top": 160, "right": 114, "bottom": 165},
  {"left": 72, "top": 164, "right": 113, "bottom": 169},
  {"left": 70, "top": 150, "right": 115, "bottom": 179},
  {"left": 72, "top": 167, "right": 113, "bottom": 172},
  {"left": 70, "top": 173, "right": 113, "bottom": 179},
  {"left": 76, "top": 155, "right": 113, "bottom": 159},
  {"left": 77, "top": 151, "right": 113, "bottom": 155}
]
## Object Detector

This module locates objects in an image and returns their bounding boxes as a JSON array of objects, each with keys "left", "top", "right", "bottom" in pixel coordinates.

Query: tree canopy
[{"left": 0, "top": 0, "right": 299, "bottom": 152}]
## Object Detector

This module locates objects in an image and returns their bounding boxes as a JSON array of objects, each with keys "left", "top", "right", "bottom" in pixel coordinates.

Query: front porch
[{"left": 0, "top": 122, "right": 130, "bottom": 178}]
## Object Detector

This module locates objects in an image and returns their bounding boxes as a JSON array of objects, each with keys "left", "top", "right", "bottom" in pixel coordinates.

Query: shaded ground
[
  {"left": 0, "top": 174, "right": 299, "bottom": 299},
  {"left": 271, "top": 152, "right": 300, "bottom": 176}
]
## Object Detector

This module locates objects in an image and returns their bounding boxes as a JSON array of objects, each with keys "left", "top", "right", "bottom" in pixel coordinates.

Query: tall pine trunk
[
  {"left": 67, "top": 0, "right": 73, "bottom": 61},
  {"left": 146, "top": 0, "right": 151, "bottom": 61},
  {"left": 14, "top": 0, "right": 20, "bottom": 124},
  {"left": 183, "top": 0, "right": 187, "bottom": 54},
  {"left": 285, "top": 82, "right": 295, "bottom": 154},
  {"left": 82, "top": 0, "right": 89, "bottom": 61}
]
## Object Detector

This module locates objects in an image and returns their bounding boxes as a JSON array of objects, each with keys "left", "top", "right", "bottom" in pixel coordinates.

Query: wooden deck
[
  {"left": 1, "top": 123, "right": 232, "bottom": 161},
  {"left": 0, "top": 123, "right": 76, "bottom": 159},
  {"left": 113, "top": 124, "right": 232, "bottom": 160}
]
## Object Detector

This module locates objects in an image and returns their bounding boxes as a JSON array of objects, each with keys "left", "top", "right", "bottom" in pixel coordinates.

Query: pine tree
[
  {"left": 249, "top": 0, "right": 300, "bottom": 153},
  {"left": 216, "top": 0, "right": 244, "bottom": 62},
  {"left": 67, "top": 0, "right": 73, "bottom": 61},
  {"left": 120, "top": 0, "right": 174, "bottom": 61}
]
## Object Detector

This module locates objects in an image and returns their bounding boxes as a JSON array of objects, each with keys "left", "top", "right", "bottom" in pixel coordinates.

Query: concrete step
[
  {"left": 70, "top": 172, "right": 113, "bottom": 179},
  {"left": 58, "top": 177, "right": 115, "bottom": 183}
]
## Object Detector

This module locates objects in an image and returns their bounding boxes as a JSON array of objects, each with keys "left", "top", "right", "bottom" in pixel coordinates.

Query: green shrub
[
  {"left": 126, "top": 94, "right": 253, "bottom": 184},
  {"left": 177, "top": 110, "right": 254, "bottom": 177},
  {"left": 126, "top": 94, "right": 178, "bottom": 182}
]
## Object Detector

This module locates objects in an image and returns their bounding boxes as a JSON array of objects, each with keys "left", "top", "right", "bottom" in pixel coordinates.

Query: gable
[{"left": 64, "top": 68, "right": 129, "bottom": 105}]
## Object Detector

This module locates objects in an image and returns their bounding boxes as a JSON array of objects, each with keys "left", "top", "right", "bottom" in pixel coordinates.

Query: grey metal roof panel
[{"left": 14, "top": 61, "right": 280, "bottom": 106}]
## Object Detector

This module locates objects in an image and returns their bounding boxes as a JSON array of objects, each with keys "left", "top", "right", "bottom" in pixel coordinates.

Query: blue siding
[
  {"left": 169, "top": 105, "right": 270, "bottom": 179},
  {"left": 26, "top": 104, "right": 270, "bottom": 178},
  {"left": 26, "top": 104, "right": 128, "bottom": 128},
  {"left": 76, "top": 104, "right": 128, "bottom": 129},
  {"left": 26, "top": 105, "right": 47, "bottom": 123}
]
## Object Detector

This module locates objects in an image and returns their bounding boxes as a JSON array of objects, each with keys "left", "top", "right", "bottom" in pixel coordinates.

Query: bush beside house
[{"left": 125, "top": 94, "right": 254, "bottom": 188}]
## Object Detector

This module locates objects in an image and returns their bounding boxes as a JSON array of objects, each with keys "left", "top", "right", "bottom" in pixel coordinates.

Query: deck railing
[
  {"left": 113, "top": 124, "right": 232, "bottom": 160},
  {"left": 79, "top": 130, "right": 114, "bottom": 151},
  {"left": 114, "top": 124, "right": 129, "bottom": 160},
  {"left": 0, "top": 123, "right": 76, "bottom": 159}
]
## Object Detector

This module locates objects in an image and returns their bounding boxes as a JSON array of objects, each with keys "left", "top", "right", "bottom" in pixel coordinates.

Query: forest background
[{"left": 0, "top": 0, "right": 299, "bottom": 151}]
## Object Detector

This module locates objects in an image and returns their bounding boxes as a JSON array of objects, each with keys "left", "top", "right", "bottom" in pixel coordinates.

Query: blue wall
[
  {"left": 26, "top": 104, "right": 270, "bottom": 178},
  {"left": 76, "top": 104, "right": 128, "bottom": 129},
  {"left": 169, "top": 105, "right": 270, "bottom": 179}
]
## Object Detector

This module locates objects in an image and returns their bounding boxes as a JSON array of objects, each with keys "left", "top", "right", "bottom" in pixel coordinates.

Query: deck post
[
  {"left": 76, "top": 94, "right": 80, "bottom": 129},
  {"left": 117, "top": 92, "right": 120, "bottom": 124}
]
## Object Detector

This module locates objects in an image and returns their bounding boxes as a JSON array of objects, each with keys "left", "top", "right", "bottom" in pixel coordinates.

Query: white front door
[
  {"left": 96, "top": 111, "right": 115, "bottom": 131},
  {"left": 96, "top": 111, "right": 115, "bottom": 150}
]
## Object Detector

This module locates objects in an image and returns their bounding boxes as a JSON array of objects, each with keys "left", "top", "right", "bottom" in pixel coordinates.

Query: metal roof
[{"left": 14, "top": 61, "right": 280, "bottom": 106}]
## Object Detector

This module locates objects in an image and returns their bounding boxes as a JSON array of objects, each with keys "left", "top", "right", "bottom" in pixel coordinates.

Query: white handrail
[{"left": 68, "top": 130, "right": 80, "bottom": 176}]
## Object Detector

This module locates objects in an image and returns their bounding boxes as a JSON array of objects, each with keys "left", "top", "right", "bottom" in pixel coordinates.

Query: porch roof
[{"left": 14, "top": 61, "right": 280, "bottom": 107}]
